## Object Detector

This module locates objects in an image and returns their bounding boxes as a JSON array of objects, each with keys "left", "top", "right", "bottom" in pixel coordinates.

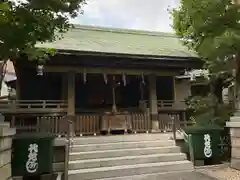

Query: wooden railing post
[
  {"left": 182, "top": 111, "right": 187, "bottom": 128},
  {"left": 170, "top": 114, "right": 177, "bottom": 141},
  {"left": 64, "top": 115, "right": 74, "bottom": 180},
  {"left": 64, "top": 138, "right": 70, "bottom": 180},
  {"left": 42, "top": 100, "right": 46, "bottom": 108}
]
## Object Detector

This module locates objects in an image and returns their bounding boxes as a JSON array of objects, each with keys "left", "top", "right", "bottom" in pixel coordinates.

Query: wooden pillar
[
  {"left": 173, "top": 76, "right": 176, "bottom": 101},
  {"left": 62, "top": 74, "right": 67, "bottom": 100},
  {"left": 148, "top": 74, "right": 159, "bottom": 131},
  {"left": 67, "top": 71, "right": 75, "bottom": 115}
]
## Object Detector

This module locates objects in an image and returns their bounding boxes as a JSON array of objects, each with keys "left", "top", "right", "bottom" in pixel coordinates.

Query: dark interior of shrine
[{"left": 18, "top": 69, "right": 174, "bottom": 113}]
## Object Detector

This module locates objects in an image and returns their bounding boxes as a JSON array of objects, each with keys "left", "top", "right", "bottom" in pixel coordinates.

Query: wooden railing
[
  {"left": 0, "top": 100, "right": 68, "bottom": 113},
  {"left": 75, "top": 115, "right": 101, "bottom": 136},
  {"left": 158, "top": 113, "right": 178, "bottom": 132},
  {"left": 141, "top": 100, "right": 187, "bottom": 109},
  {"left": 9, "top": 113, "right": 194, "bottom": 136},
  {"left": 131, "top": 113, "right": 151, "bottom": 133},
  {"left": 37, "top": 116, "right": 68, "bottom": 135},
  {"left": 158, "top": 112, "right": 195, "bottom": 140},
  {"left": 158, "top": 100, "right": 186, "bottom": 109},
  {"left": 10, "top": 116, "right": 67, "bottom": 135},
  {"left": 10, "top": 115, "right": 101, "bottom": 136},
  {"left": 158, "top": 113, "right": 193, "bottom": 130}
]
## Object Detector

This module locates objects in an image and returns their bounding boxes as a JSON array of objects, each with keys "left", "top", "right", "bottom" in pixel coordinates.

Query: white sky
[{"left": 71, "top": 0, "right": 180, "bottom": 32}]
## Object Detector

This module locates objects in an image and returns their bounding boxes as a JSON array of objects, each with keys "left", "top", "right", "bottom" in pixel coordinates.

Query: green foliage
[
  {"left": 171, "top": 0, "right": 240, "bottom": 76},
  {"left": 185, "top": 94, "right": 234, "bottom": 127},
  {"left": 0, "top": 0, "right": 86, "bottom": 61},
  {"left": 185, "top": 94, "right": 217, "bottom": 115},
  {"left": 171, "top": 0, "right": 240, "bottom": 125}
]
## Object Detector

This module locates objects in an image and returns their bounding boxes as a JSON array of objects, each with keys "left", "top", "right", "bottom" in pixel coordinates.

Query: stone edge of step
[
  {"left": 92, "top": 169, "right": 195, "bottom": 180},
  {"left": 72, "top": 134, "right": 172, "bottom": 144},
  {"left": 70, "top": 145, "right": 180, "bottom": 155},
  {"left": 68, "top": 160, "right": 192, "bottom": 174},
  {"left": 70, "top": 139, "right": 175, "bottom": 147},
  {"left": 69, "top": 152, "right": 186, "bottom": 164}
]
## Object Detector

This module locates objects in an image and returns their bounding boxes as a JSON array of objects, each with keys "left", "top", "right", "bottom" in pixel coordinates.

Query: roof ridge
[{"left": 73, "top": 24, "right": 178, "bottom": 38}]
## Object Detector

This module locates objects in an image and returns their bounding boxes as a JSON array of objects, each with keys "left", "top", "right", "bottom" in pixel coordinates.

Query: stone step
[
  {"left": 0, "top": 149, "right": 11, "bottom": 167},
  {"left": 94, "top": 170, "right": 194, "bottom": 180},
  {"left": 0, "top": 122, "right": 10, "bottom": 128},
  {"left": 72, "top": 133, "right": 171, "bottom": 145},
  {"left": 68, "top": 160, "right": 194, "bottom": 180},
  {"left": 69, "top": 153, "right": 187, "bottom": 170},
  {"left": 71, "top": 140, "right": 175, "bottom": 152},
  {"left": 0, "top": 127, "right": 16, "bottom": 137},
  {"left": 0, "top": 163, "right": 11, "bottom": 180},
  {"left": 0, "top": 137, "right": 12, "bottom": 152},
  {"left": 70, "top": 146, "right": 181, "bottom": 160}
]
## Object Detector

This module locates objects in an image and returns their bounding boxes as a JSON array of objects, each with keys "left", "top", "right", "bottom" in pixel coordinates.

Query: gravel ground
[{"left": 197, "top": 165, "right": 240, "bottom": 180}]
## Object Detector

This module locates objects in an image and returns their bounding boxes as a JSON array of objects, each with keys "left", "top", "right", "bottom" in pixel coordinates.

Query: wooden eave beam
[
  {"left": 56, "top": 49, "right": 202, "bottom": 65},
  {"left": 43, "top": 66, "right": 179, "bottom": 76},
  {"left": 49, "top": 53, "right": 203, "bottom": 70}
]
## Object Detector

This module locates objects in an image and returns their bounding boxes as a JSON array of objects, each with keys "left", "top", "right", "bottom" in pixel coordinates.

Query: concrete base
[
  {"left": 231, "top": 158, "right": 240, "bottom": 170},
  {"left": 0, "top": 163, "right": 11, "bottom": 180},
  {"left": 226, "top": 115, "right": 240, "bottom": 170},
  {"left": 151, "top": 130, "right": 162, "bottom": 133},
  {"left": 0, "top": 149, "right": 11, "bottom": 167},
  {"left": 0, "top": 137, "right": 12, "bottom": 152},
  {"left": 0, "top": 122, "right": 16, "bottom": 180},
  {"left": 194, "top": 160, "right": 205, "bottom": 166}
]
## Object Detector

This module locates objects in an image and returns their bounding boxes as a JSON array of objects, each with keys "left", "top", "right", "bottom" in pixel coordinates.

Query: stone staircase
[{"left": 68, "top": 133, "right": 193, "bottom": 180}]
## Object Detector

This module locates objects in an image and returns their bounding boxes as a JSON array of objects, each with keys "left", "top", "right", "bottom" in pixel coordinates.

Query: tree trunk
[
  {"left": 212, "top": 78, "right": 224, "bottom": 103},
  {"left": 235, "top": 74, "right": 240, "bottom": 111},
  {"left": 234, "top": 54, "right": 240, "bottom": 111}
]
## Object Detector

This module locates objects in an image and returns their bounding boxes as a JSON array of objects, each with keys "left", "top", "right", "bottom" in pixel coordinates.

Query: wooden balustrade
[
  {"left": 158, "top": 113, "right": 179, "bottom": 132},
  {"left": 12, "top": 118, "right": 38, "bottom": 134},
  {"left": 37, "top": 116, "right": 67, "bottom": 135},
  {"left": 158, "top": 100, "right": 186, "bottom": 109},
  {"left": 75, "top": 115, "right": 101, "bottom": 136},
  {"left": 131, "top": 113, "right": 151, "bottom": 133},
  {"left": 10, "top": 116, "right": 67, "bottom": 135},
  {"left": 0, "top": 99, "right": 186, "bottom": 114},
  {"left": 9, "top": 112, "right": 194, "bottom": 136},
  {"left": 141, "top": 100, "right": 186, "bottom": 109},
  {"left": 0, "top": 100, "right": 68, "bottom": 114}
]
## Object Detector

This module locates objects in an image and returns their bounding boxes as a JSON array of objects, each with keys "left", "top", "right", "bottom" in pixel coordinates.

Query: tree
[
  {"left": 172, "top": 0, "right": 240, "bottom": 104},
  {"left": 0, "top": 0, "right": 86, "bottom": 93},
  {"left": 171, "top": 0, "right": 240, "bottom": 126}
]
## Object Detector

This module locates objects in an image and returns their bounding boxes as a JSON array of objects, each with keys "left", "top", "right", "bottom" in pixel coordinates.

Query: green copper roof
[{"left": 36, "top": 25, "right": 198, "bottom": 58}]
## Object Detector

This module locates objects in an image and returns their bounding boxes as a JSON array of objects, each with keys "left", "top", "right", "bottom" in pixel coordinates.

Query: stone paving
[
  {"left": 97, "top": 171, "right": 219, "bottom": 180},
  {"left": 197, "top": 166, "right": 240, "bottom": 180},
  {"left": 156, "top": 171, "right": 219, "bottom": 180}
]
